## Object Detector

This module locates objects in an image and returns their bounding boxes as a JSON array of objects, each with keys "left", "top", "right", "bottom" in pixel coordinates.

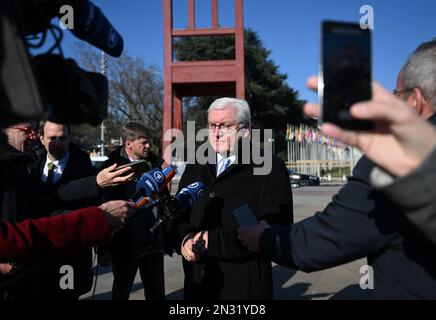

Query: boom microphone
[{"left": 69, "top": 0, "right": 124, "bottom": 57}]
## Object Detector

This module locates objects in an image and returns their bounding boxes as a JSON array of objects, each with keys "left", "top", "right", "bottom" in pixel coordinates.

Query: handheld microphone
[
  {"left": 150, "top": 182, "right": 205, "bottom": 233},
  {"left": 130, "top": 166, "right": 176, "bottom": 209},
  {"left": 175, "top": 182, "right": 205, "bottom": 205}
]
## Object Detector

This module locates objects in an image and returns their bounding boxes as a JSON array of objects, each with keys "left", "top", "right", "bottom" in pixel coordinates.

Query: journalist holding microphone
[{"left": 100, "top": 122, "right": 169, "bottom": 300}]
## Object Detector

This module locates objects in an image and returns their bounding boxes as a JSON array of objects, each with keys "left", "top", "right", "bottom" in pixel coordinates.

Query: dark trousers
[{"left": 111, "top": 252, "right": 165, "bottom": 300}]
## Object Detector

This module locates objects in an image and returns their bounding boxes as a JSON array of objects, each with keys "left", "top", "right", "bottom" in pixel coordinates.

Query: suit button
[{"left": 209, "top": 192, "right": 215, "bottom": 198}]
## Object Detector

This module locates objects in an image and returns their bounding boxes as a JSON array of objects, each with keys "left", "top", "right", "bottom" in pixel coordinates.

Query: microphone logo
[
  {"left": 154, "top": 171, "right": 164, "bottom": 183},
  {"left": 145, "top": 179, "right": 155, "bottom": 193},
  {"left": 188, "top": 182, "right": 199, "bottom": 188}
]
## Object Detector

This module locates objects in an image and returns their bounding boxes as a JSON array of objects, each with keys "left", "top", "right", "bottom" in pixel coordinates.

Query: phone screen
[
  {"left": 320, "top": 21, "right": 372, "bottom": 130},
  {"left": 232, "top": 203, "right": 258, "bottom": 228},
  {"left": 115, "top": 160, "right": 150, "bottom": 173}
]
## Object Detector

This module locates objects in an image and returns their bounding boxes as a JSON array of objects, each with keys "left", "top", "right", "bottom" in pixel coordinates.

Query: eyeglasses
[
  {"left": 392, "top": 88, "right": 414, "bottom": 96},
  {"left": 207, "top": 123, "right": 241, "bottom": 133},
  {"left": 10, "top": 126, "right": 38, "bottom": 141}
]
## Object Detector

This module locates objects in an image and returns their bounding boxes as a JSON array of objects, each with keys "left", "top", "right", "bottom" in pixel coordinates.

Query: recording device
[
  {"left": 130, "top": 166, "right": 176, "bottom": 209},
  {"left": 319, "top": 21, "right": 373, "bottom": 130},
  {"left": 0, "top": 0, "right": 124, "bottom": 127},
  {"left": 115, "top": 160, "right": 150, "bottom": 174},
  {"left": 68, "top": 0, "right": 123, "bottom": 57},
  {"left": 232, "top": 203, "right": 258, "bottom": 227},
  {"left": 149, "top": 182, "right": 205, "bottom": 234}
]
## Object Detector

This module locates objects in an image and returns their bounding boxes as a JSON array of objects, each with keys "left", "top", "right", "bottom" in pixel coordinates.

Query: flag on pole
[
  {"left": 305, "top": 127, "right": 312, "bottom": 144},
  {"left": 298, "top": 125, "right": 303, "bottom": 142}
]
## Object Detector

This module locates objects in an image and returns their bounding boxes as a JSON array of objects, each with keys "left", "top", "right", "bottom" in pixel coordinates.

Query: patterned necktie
[
  {"left": 218, "top": 158, "right": 231, "bottom": 176},
  {"left": 46, "top": 162, "right": 57, "bottom": 184}
]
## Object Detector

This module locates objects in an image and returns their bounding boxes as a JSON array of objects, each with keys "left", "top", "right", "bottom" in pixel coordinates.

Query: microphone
[
  {"left": 69, "top": 0, "right": 124, "bottom": 57},
  {"left": 150, "top": 182, "right": 205, "bottom": 233},
  {"left": 130, "top": 166, "right": 176, "bottom": 209},
  {"left": 175, "top": 182, "right": 205, "bottom": 206}
]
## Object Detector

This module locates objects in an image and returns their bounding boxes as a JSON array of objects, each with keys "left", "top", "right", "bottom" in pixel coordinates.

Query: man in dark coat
[
  {"left": 0, "top": 126, "right": 45, "bottom": 299},
  {"left": 169, "top": 97, "right": 293, "bottom": 300},
  {"left": 101, "top": 122, "right": 168, "bottom": 300},
  {"left": 1, "top": 125, "right": 42, "bottom": 222},
  {"left": 238, "top": 40, "right": 436, "bottom": 299},
  {"left": 28, "top": 120, "right": 132, "bottom": 300}
]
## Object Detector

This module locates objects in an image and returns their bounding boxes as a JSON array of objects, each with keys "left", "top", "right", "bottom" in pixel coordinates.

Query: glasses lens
[{"left": 208, "top": 123, "right": 239, "bottom": 133}]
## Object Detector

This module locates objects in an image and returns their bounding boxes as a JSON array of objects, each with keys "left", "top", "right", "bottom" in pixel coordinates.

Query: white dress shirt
[
  {"left": 41, "top": 152, "right": 70, "bottom": 184},
  {"left": 216, "top": 153, "right": 236, "bottom": 177}
]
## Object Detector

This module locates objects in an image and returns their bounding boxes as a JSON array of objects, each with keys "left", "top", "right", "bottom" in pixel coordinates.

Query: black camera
[{"left": 0, "top": 0, "right": 124, "bottom": 127}]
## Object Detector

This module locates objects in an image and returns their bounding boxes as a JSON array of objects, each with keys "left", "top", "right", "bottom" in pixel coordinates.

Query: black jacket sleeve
[
  {"left": 56, "top": 155, "right": 100, "bottom": 205},
  {"left": 374, "top": 147, "right": 436, "bottom": 245},
  {"left": 57, "top": 175, "right": 100, "bottom": 204},
  {"left": 260, "top": 157, "right": 396, "bottom": 272}
]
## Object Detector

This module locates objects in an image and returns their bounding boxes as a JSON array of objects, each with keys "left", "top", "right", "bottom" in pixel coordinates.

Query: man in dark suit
[
  {"left": 29, "top": 120, "right": 133, "bottom": 300},
  {"left": 169, "top": 98, "right": 293, "bottom": 300},
  {"left": 32, "top": 121, "right": 134, "bottom": 212},
  {"left": 101, "top": 122, "right": 168, "bottom": 300},
  {"left": 238, "top": 40, "right": 436, "bottom": 299}
]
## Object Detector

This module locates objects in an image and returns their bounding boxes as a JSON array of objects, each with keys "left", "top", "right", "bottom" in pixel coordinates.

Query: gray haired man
[{"left": 168, "top": 97, "right": 293, "bottom": 300}]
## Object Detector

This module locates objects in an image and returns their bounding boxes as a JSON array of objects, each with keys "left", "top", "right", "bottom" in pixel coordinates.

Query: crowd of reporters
[
  {"left": 0, "top": 119, "right": 165, "bottom": 300},
  {"left": 2, "top": 0, "right": 436, "bottom": 300}
]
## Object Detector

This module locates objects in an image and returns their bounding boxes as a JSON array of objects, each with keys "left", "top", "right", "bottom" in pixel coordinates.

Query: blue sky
[{"left": 57, "top": 0, "right": 436, "bottom": 102}]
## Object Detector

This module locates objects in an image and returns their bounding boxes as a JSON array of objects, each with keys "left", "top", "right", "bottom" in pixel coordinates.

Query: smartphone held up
[{"left": 319, "top": 21, "right": 373, "bottom": 130}]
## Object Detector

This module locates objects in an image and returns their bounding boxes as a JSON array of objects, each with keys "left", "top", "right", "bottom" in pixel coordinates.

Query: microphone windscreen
[
  {"left": 136, "top": 168, "right": 166, "bottom": 196},
  {"left": 70, "top": 1, "right": 124, "bottom": 57},
  {"left": 162, "top": 165, "right": 176, "bottom": 185},
  {"left": 176, "top": 182, "right": 205, "bottom": 208}
]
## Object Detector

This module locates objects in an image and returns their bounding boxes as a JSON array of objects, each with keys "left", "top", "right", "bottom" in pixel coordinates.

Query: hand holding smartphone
[{"left": 319, "top": 21, "right": 373, "bottom": 130}]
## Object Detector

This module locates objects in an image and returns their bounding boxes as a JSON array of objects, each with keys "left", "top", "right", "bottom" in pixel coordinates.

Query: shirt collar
[
  {"left": 46, "top": 151, "right": 69, "bottom": 170},
  {"left": 216, "top": 153, "right": 236, "bottom": 165}
]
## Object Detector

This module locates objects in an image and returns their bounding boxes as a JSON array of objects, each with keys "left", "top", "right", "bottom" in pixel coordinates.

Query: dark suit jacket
[
  {"left": 0, "top": 144, "right": 44, "bottom": 222},
  {"left": 30, "top": 143, "right": 100, "bottom": 212},
  {"left": 260, "top": 115, "right": 436, "bottom": 299},
  {"left": 170, "top": 149, "right": 293, "bottom": 300},
  {"left": 28, "top": 143, "right": 98, "bottom": 298}
]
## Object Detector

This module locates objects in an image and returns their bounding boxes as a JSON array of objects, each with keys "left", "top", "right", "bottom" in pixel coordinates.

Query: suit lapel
[
  {"left": 208, "top": 163, "right": 217, "bottom": 177},
  {"left": 58, "top": 156, "right": 71, "bottom": 185},
  {"left": 38, "top": 154, "right": 46, "bottom": 177}
]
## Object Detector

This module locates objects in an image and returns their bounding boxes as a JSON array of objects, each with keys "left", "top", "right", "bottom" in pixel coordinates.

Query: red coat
[{"left": 0, "top": 206, "right": 111, "bottom": 263}]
